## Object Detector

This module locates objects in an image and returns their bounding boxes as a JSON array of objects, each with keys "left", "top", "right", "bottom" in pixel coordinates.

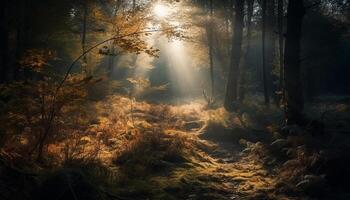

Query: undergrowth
[{"left": 1, "top": 95, "right": 350, "bottom": 200}]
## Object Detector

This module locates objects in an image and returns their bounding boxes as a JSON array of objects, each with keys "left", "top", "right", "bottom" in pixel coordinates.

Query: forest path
[
  {"left": 173, "top": 129, "right": 278, "bottom": 200},
  {"left": 139, "top": 113, "right": 278, "bottom": 199},
  {"left": 89, "top": 97, "right": 280, "bottom": 200}
]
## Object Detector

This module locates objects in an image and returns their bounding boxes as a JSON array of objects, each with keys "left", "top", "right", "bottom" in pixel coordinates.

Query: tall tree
[
  {"left": 278, "top": 0, "right": 284, "bottom": 94},
  {"left": 13, "top": 0, "right": 27, "bottom": 80},
  {"left": 207, "top": 0, "right": 215, "bottom": 100},
  {"left": 266, "top": 0, "right": 276, "bottom": 103},
  {"left": 284, "top": 0, "right": 305, "bottom": 124},
  {"left": 0, "top": 0, "right": 9, "bottom": 83},
  {"left": 239, "top": 0, "right": 254, "bottom": 103},
  {"left": 81, "top": 0, "right": 88, "bottom": 74},
  {"left": 224, "top": 0, "right": 244, "bottom": 110},
  {"left": 261, "top": 0, "right": 270, "bottom": 105}
]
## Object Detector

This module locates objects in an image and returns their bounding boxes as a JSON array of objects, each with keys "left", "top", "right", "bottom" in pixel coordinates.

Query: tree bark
[
  {"left": 13, "top": 0, "right": 27, "bottom": 80},
  {"left": 0, "top": 0, "right": 9, "bottom": 83},
  {"left": 224, "top": 0, "right": 244, "bottom": 110},
  {"left": 278, "top": 0, "right": 284, "bottom": 93},
  {"left": 81, "top": 1, "right": 88, "bottom": 74},
  {"left": 239, "top": 0, "right": 254, "bottom": 103},
  {"left": 266, "top": 0, "right": 276, "bottom": 103},
  {"left": 284, "top": 0, "right": 305, "bottom": 125},
  {"left": 208, "top": 0, "right": 215, "bottom": 99},
  {"left": 261, "top": 0, "right": 270, "bottom": 105}
]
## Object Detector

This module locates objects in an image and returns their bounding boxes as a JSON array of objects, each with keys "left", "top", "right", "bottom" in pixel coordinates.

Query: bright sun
[{"left": 153, "top": 4, "right": 169, "bottom": 18}]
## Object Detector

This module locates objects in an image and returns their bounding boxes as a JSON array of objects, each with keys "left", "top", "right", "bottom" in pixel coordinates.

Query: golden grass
[{"left": 1, "top": 95, "right": 296, "bottom": 199}]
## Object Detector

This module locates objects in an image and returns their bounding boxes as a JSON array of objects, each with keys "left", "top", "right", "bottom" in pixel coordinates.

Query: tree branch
[{"left": 30, "top": 28, "right": 173, "bottom": 159}]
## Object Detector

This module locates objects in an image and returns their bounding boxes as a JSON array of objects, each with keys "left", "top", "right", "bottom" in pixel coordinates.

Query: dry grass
[{"left": 4, "top": 95, "right": 349, "bottom": 199}]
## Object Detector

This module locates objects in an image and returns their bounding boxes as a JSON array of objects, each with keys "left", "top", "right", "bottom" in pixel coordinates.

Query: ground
[{"left": 1, "top": 95, "right": 350, "bottom": 200}]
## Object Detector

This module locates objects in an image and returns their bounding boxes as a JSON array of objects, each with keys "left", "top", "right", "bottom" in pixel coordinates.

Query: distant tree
[
  {"left": 224, "top": 0, "right": 244, "bottom": 110},
  {"left": 239, "top": 0, "right": 255, "bottom": 103},
  {"left": 278, "top": 0, "right": 284, "bottom": 96},
  {"left": 261, "top": 0, "right": 270, "bottom": 105},
  {"left": 205, "top": 0, "right": 215, "bottom": 104},
  {"left": 266, "top": 0, "right": 277, "bottom": 103},
  {"left": 81, "top": 0, "right": 89, "bottom": 74}
]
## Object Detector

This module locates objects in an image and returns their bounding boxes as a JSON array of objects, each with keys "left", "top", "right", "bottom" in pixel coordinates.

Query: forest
[{"left": 0, "top": 0, "right": 350, "bottom": 199}]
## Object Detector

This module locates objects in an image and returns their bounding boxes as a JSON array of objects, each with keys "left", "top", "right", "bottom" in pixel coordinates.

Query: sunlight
[
  {"left": 162, "top": 38, "right": 199, "bottom": 97},
  {"left": 153, "top": 3, "right": 170, "bottom": 18}
]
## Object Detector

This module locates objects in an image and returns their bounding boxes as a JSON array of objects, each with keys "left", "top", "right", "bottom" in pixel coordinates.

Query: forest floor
[{"left": 1, "top": 95, "right": 350, "bottom": 200}]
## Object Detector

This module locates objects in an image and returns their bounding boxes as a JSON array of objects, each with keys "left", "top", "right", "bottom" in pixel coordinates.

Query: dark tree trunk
[
  {"left": 0, "top": 0, "right": 9, "bottom": 83},
  {"left": 13, "top": 0, "right": 27, "bottom": 80},
  {"left": 261, "top": 0, "right": 270, "bottom": 105},
  {"left": 107, "top": 46, "right": 116, "bottom": 78},
  {"left": 266, "top": 0, "right": 276, "bottom": 103},
  {"left": 278, "top": 0, "right": 284, "bottom": 93},
  {"left": 81, "top": 1, "right": 88, "bottom": 74},
  {"left": 284, "top": 0, "right": 305, "bottom": 125},
  {"left": 208, "top": 0, "right": 214, "bottom": 99},
  {"left": 224, "top": 0, "right": 244, "bottom": 110},
  {"left": 239, "top": 0, "right": 254, "bottom": 103}
]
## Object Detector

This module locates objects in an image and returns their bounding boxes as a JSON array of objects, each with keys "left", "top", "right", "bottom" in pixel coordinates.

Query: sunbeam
[{"left": 153, "top": 3, "right": 170, "bottom": 18}]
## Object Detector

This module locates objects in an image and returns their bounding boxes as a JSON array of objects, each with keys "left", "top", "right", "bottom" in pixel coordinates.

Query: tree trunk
[
  {"left": 81, "top": 1, "right": 88, "bottom": 74},
  {"left": 278, "top": 0, "right": 284, "bottom": 94},
  {"left": 208, "top": 0, "right": 214, "bottom": 99},
  {"left": 266, "top": 0, "right": 276, "bottom": 103},
  {"left": 224, "top": 0, "right": 244, "bottom": 110},
  {"left": 284, "top": 0, "right": 305, "bottom": 125},
  {"left": 13, "top": 0, "right": 27, "bottom": 80},
  {"left": 261, "top": 0, "right": 270, "bottom": 105},
  {"left": 239, "top": 0, "right": 254, "bottom": 103},
  {"left": 107, "top": 46, "right": 116, "bottom": 78},
  {"left": 0, "top": 0, "right": 9, "bottom": 83}
]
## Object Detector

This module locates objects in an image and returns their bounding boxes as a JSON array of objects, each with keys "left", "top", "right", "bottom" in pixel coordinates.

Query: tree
[
  {"left": 0, "top": 0, "right": 9, "bottom": 83},
  {"left": 13, "top": 0, "right": 28, "bottom": 81},
  {"left": 278, "top": 0, "right": 284, "bottom": 95},
  {"left": 266, "top": 0, "right": 277, "bottom": 103},
  {"left": 206, "top": 0, "right": 215, "bottom": 103},
  {"left": 284, "top": 0, "right": 305, "bottom": 124},
  {"left": 81, "top": 0, "right": 89, "bottom": 74},
  {"left": 224, "top": 0, "right": 244, "bottom": 110},
  {"left": 239, "top": 0, "right": 254, "bottom": 103},
  {"left": 261, "top": 0, "right": 270, "bottom": 105}
]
